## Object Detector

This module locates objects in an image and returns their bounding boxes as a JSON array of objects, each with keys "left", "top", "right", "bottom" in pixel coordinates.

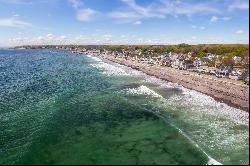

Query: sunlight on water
[{"left": 0, "top": 50, "right": 248, "bottom": 165}]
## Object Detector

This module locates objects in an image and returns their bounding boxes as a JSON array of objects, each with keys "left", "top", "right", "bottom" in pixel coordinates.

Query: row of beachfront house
[
  {"left": 133, "top": 52, "right": 248, "bottom": 81},
  {"left": 61, "top": 47, "right": 249, "bottom": 82}
]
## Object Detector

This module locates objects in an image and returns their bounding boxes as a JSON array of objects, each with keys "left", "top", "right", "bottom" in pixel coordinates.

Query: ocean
[{"left": 0, "top": 49, "right": 249, "bottom": 165}]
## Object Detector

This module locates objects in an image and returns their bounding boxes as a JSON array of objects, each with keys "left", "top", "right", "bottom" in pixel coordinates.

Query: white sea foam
[
  {"left": 119, "top": 61, "right": 248, "bottom": 125},
  {"left": 125, "top": 67, "right": 249, "bottom": 125},
  {"left": 100, "top": 57, "right": 248, "bottom": 125},
  {"left": 90, "top": 62, "right": 129, "bottom": 76},
  {"left": 155, "top": 112, "right": 223, "bottom": 165},
  {"left": 207, "top": 157, "right": 223, "bottom": 165},
  {"left": 133, "top": 72, "right": 248, "bottom": 124},
  {"left": 179, "top": 87, "right": 249, "bottom": 125},
  {"left": 124, "top": 85, "right": 163, "bottom": 98},
  {"left": 162, "top": 87, "right": 248, "bottom": 164},
  {"left": 86, "top": 55, "right": 102, "bottom": 62},
  {"left": 106, "top": 60, "right": 248, "bottom": 164},
  {"left": 87, "top": 56, "right": 248, "bottom": 164},
  {"left": 87, "top": 54, "right": 129, "bottom": 76}
]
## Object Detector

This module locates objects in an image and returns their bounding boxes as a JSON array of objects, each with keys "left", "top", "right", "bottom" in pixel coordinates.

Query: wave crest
[{"left": 124, "top": 85, "right": 163, "bottom": 98}]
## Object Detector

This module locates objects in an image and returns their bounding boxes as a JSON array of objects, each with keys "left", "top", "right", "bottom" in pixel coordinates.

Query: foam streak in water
[{"left": 124, "top": 85, "right": 163, "bottom": 98}]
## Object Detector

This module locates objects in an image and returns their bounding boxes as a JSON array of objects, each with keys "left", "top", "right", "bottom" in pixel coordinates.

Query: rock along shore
[{"left": 98, "top": 55, "right": 249, "bottom": 112}]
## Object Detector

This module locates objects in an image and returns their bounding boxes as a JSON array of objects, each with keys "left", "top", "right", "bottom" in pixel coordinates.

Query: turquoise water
[{"left": 0, "top": 49, "right": 249, "bottom": 165}]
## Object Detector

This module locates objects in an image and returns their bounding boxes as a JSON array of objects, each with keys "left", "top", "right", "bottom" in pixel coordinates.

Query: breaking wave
[
  {"left": 86, "top": 55, "right": 102, "bottom": 62},
  {"left": 86, "top": 54, "right": 249, "bottom": 165},
  {"left": 124, "top": 85, "right": 163, "bottom": 98},
  {"left": 87, "top": 55, "right": 129, "bottom": 76},
  {"left": 180, "top": 88, "right": 249, "bottom": 125},
  {"left": 90, "top": 62, "right": 129, "bottom": 76}
]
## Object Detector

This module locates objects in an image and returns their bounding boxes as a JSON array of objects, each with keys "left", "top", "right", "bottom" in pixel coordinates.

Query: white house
[
  {"left": 229, "top": 69, "right": 248, "bottom": 80},
  {"left": 207, "top": 53, "right": 216, "bottom": 60},
  {"left": 169, "top": 52, "right": 179, "bottom": 60},
  {"left": 193, "top": 57, "right": 209, "bottom": 67},
  {"left": 171, "top": 59, "right": 181, "bottom": 69},
  {"left": 233, "top": 56, "right": 242, "bottom": 63}
]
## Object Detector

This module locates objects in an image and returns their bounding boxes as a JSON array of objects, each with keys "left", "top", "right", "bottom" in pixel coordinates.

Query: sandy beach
[{"left": 95, "top": 54, "right": 249, "bottom": 112}]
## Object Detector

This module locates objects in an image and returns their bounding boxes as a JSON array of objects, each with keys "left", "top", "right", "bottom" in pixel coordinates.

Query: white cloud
[
  {"left": 236, "top": 29, "right": 244, "bottom": 34},
  {"left": 46, "top": 33, "right": 54, "bottom": 38},
  {"left": 67, "top": 0, "right": 221, "bottom": 24},
  {"left": 210, "top": 15, "right": 232, "bottom": 22},
  {"left": 108, "top": 2, "right": 162, "bottom": 22},
  {"left": 134, "top": 20, "right": 141, "bottom": 25},
  {"left": 0, "top": 18, "right": 33, "bottom": 28},
  {"left": 191, "top": 25, "right": 197, "bottom": 29},
  {"left": 28, "top": 34, "right": 68, "bottom": 45},
  {"left": 5, "top": 32, "right": 249, "bottom": 46},
  {"left": 1, "top": 0, "right": 33, "bottom": 5},
  {"left": 69, "top": 0, "right": 98, "bottom": 22},
  {"left": 69, "top": 0, "right": 84, "bottom": 9},
  {"left": 210, "top": 16, "right": 219, "bottom": 22},
  {"left": 191, "top": 36, "right": 197, "bottom": 40},
  {"left": 201, "top": 26, "right": 205, "bottom": 30},
  {"left": 103, "top": 34, "right": 112, "bottom": 38},
  {"left": 108, "top": 11, "right": 139, "bottom": 19},
  {"left": 228, "top": 0, "right": 249, "bottom": 11},
  {"left": 103, "top": 34, "right": 112, "bottom": 41},
  {"left": 221, "top": 17, "right": 231, "bottom": 21},
  {"left": 192, "top": 25, "right": 205, "bottom": 30},
  {"left": 13, "top": 14, "right": 19, "bottom": 17},
  {"left": 60, "top": 35, "right": 67, "bottom": 39},
  {"left": 158, "top": 0, "right": 220, "bottom": 15},
  {"left": 174, "top": 3, "right": 220, "bottom": 15},
  {"left": 121, "top": 0, "right": 165, "bottom": 18},
  {"left": 76, "top": 8, "right": 97, "bottom": 21},
  {"left": 38, "top": 36, "right": 44, "bottom": 40},
  {"left": 109, "top": 0, "right": 220, "bottom": 24},
  {"left": 9, "top": 37, "right": 22, "bottom": 41}
]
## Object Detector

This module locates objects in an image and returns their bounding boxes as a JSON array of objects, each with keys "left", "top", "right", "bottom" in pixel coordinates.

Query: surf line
[
  {"left": 150, "top": 109, "right": 222, "bottom": 165},
  {"left": 123, "top": 94, "right": 223, "bottom": 165},
  {"left": 88, "top": 53, "right": 222, "bottom": 165}
]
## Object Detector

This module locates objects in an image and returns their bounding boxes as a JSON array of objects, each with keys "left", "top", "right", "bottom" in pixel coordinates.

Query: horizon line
[{"left": 12, "top": 43, "right": 250, "bottom": 46}]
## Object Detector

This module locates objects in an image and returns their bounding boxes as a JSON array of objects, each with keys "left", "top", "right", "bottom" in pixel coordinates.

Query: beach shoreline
[{"left": 91, "top": 54, "right": 249, "bottom": 112}]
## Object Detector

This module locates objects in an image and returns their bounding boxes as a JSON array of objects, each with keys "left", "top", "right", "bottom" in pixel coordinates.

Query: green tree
[{"left": 197, "top": 51, "right": 207, "bottom": 58}]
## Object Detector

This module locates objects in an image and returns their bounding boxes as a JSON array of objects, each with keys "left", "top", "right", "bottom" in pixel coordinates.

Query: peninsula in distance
[{"left": 0, "top": 0, "right": 249, "bottom": 165}]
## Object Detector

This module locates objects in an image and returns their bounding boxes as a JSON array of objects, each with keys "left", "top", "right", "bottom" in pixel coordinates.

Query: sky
[{"left": 0, "top": 0, "right": 249, "bottom": 46}]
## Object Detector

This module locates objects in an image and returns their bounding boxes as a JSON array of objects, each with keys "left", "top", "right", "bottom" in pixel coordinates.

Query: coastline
[{"left": 92, "top": 54, "right": 249, "bottom": 112}]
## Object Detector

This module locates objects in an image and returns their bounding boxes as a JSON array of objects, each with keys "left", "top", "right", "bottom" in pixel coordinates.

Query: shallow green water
[{"left": 0, "top": 49, "right": 248, "bottom": 165}]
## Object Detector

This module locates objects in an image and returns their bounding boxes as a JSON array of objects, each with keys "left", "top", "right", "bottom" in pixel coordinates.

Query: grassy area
[{"left": 243, "top": 80, "right": 249, "bottom": 85}]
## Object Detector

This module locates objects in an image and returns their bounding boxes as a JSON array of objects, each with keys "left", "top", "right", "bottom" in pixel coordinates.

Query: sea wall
[{"left": 104, "top": 56, "right": 249, "bottom": 112}]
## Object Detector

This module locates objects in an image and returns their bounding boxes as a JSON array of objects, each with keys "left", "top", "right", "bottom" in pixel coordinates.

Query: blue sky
[{"left": 0, "top": 0, "right": 249, "bottom": 46}]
